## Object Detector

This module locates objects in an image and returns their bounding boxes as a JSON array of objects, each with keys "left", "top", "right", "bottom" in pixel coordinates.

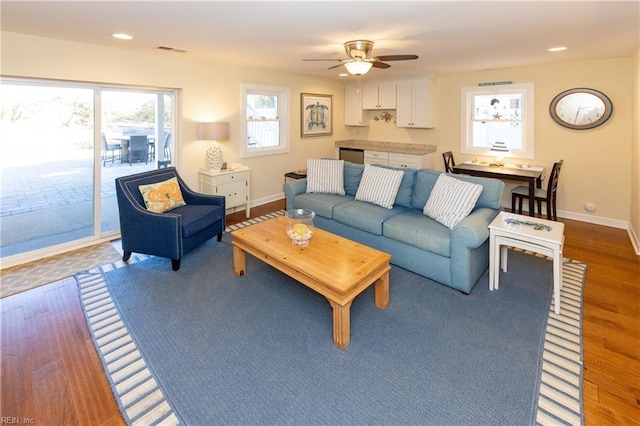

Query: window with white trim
[
  {"left": 241, "top": 84, "right": 289, "bottom": 158},
  {"left": 461, "top": 83, "right": 534, "bottom": 159}
]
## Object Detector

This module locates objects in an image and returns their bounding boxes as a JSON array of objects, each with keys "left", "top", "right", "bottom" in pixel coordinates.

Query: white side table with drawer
[
  {"left": 488, "top": 212, "right": 565, "bottom": 314},
  {"left": 199, "top": 166, "right": 250, "bottom": 218}
]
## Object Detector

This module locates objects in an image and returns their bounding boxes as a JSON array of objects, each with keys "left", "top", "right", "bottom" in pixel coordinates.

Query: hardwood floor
[{"left": 1, "top": 199, "right": 638, "bottom": 425}]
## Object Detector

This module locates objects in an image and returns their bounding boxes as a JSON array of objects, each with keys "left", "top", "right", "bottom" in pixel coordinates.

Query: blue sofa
[{"left": 283, "top": 162, "right": 504, "bottom": 293}]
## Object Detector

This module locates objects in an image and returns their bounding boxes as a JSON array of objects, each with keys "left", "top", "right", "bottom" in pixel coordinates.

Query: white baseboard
[
  {"left": 260, "top": 196, "right": 633, "bottom": 230},
  {"left": 501, "top": 201, "right": 629, "bottom": 229},
  {"left": 251, "top": 195, "right": 640, "bottom": 255},
  {"left": 249, "top": 193, "right": 286, "bottom": 209},
  {"left": 628, "top": 224, "right": 640, "bottom": 255},
  {"left": 261, "top": 195, "right": 632, "bottom": 230},
  {"left": 558, "top": 210, "right": 629, "bottom": 229}
]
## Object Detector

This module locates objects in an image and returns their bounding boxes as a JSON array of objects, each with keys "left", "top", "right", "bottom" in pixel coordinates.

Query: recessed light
[
  {"left": 548, "top": 46, "right": 568, "bottom": 52},
  {"left": 112, "top": 33, "right": 133, "bottom": 40}
]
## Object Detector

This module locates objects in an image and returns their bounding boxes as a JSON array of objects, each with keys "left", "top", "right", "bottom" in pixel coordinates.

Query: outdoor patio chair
[
  {"left": 115, "top": 167, "right": 226, "bottom": 271},
  {"left": 164, "top": 133, "right": 172, "bottom": 161},
  {"left": 127, "top": 135, "right": 149, "bottom": 165},
  {"left": 102, "top": 133, "right": 122, "bottom": 166}
]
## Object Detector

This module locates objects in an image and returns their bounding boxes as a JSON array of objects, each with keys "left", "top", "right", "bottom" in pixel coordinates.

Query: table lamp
[
  {"left": 198, "top": 122, "right": 230, "bottom": 171},
  {"left": 490, "top": 141, "right": 509, "bottom": 166}
]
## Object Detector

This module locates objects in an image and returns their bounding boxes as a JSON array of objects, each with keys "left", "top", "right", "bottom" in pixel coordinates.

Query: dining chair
[
  {"left": 442, "top": 151, "right": 455, "bottom": 173},
  {"left": 511, "top": 160, "right": 564, "bottom": 221},
  {"left": 101, "top": 133, "right": 121, "bottom": 166},
  {"left": 127, "top": 135, "right": 149, "bottom": 165}
]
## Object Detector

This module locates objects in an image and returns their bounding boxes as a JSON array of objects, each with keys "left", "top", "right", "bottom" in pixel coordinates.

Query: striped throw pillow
[
  {"left": 306, "top": 159, "right": 345, "bottom": 195},
  {"left": 423, "top": 174, "right": 483, "bottom": 229},
  {"left": 355, "top": 164, "right": 404, "bottom": 209}
]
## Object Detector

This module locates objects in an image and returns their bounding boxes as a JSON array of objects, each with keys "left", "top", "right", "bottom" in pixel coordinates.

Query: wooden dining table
[{"left": 452, "top": 162, "right": 544, "bottom": 217}]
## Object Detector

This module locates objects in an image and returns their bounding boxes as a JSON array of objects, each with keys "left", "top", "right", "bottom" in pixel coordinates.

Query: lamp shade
[
  {"left": 344, "top": 61, "right": 373, "bottom": 76},
  {"left": 198, "top": 122, "right": 229, "bottom": 141}
]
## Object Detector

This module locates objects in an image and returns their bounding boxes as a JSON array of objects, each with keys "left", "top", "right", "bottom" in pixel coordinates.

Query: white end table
[
  {"left": 488, "top": 212, "right": 565, "bottom": 314},
  {"left": 199, "top": 166, "right": 251, "bottom": 218}
]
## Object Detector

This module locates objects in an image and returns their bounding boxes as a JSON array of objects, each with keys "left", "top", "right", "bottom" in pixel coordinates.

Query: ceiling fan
[{"left": 303, "top": 40, "right": 418, "bottom": 75}]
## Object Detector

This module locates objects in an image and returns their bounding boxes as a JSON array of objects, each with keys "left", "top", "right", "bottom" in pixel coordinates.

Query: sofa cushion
[
  {"left": 377, "top": 165, "right": 416, "bottom": 208},
  {"left": 355, "top": 164, "right": 405, "bottom": 209},
  {"left": 306, "top": 158, "right": 345, "bottom": 195},
  {"left": 138, "top": 177, "right": 186, "bottom": 213},
  {"left": 383, "top": 210, "right": 452, "bottom": 257},
  {"left": 447, "top": 173, "right": 504, "bottom": 210},
  {"left": 344, "top": 161, "right": 365, "bottom": 195},
  {"left": 333, "top": 201, "right": 406, "bottom": 235},
  {"left": 292, "top": 193, "right": 353, "bottom": 219},
  {"left": 423, "top": 174, "right": 483, "bottom": 229},
  {"left": 411, "top": 168, "right": 441, "bottom": 210},
  {"left": 172, "top": 204, "right": 225, "bottom": 238}
]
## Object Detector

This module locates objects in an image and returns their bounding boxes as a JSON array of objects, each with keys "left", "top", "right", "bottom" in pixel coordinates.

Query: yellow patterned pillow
[{"left": 138, "top": 177, "right": 186, "bottom": 213}]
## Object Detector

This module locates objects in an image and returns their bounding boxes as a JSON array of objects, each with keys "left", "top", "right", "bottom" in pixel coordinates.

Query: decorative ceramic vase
[
  {"left": 206, "top": 142, "right": 223, "bottom": 171},
  {"left": 285, "top": 209, "right": 315, "bottom": 247}
]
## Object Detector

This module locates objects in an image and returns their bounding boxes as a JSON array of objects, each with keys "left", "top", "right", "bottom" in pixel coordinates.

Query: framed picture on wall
[{"left": 301, "top": 93, "right": 333, "bottom": 137}]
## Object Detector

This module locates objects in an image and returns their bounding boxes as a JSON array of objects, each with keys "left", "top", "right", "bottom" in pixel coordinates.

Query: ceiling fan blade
[
  {"left": 328, "top": 63, "right": 345, "bottom": 70},
  {"left": 375, "top": 54, "right": 419, "bottom": 61},
  {"left": 372, "top": 62, "right": 391, "bottom": 69},
  {"left": 302, "top": 59, "right": 344, "bottom": 62}
]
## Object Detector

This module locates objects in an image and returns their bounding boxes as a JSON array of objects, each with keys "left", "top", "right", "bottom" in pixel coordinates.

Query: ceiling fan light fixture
[
  {"left": 344, "top": 61, "right": 373, "bottom": 75},
  {"left": 344, "top": 40, "right": 374, "bottom": 59}
]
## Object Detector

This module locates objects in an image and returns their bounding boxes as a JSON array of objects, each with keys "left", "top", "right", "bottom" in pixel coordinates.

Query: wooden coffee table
[{"left": 231, "top": 216, "right": 391, "bottom": 349}]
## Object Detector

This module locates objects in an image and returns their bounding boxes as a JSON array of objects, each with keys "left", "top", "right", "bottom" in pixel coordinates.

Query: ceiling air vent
[{"left": 157, "top": 46, "right": 187, "bottom": 53}]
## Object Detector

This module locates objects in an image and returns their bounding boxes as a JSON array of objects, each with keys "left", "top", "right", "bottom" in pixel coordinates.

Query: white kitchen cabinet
[
  {"left": 388, "top": 152, "right": 434, "bottom": 169},
  {"left": 364, "top": 150, "right": 389, "bottom": 165},
  {"left": 396, "top": 79, "right": 434, "bottom": 128},
  {"left": 344, "top": 86, "right": 367, "bottom": 126},
  {"left": 199, "top": 166, "right": 250, "bottom": 217},
  {"left": 362, "top": 83, "right": 397, "bottom": 110},
  {"left": 365, "top": 150, "right": 435, "bottom": 169}
]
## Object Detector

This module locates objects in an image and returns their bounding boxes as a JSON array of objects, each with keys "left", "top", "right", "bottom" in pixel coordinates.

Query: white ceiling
[{"left": 2, "top": 1, "right": 639, "bottom": 81}]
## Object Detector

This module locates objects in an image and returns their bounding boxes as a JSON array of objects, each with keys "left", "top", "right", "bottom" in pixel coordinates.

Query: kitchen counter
[{"left": 335, "top": 139, "right": 437, "bottom": 155}]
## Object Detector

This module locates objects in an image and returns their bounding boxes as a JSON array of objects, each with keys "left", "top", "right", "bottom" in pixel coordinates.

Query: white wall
[
  {"left": 630, "top": 48, "right": 640, "bottom": 253},
  {"left": 347, "top": 59, "right": 635, "bottom": 228},
  {"left": 2, "top": 31, "right": 637, "bottom": 231},
  {"left": 1, "top": 31, "right": 347, "bottom": 206}
]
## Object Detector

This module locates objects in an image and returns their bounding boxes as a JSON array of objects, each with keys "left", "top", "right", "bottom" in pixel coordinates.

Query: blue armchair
[{"left": 115, "top": 167, "right": 225, "bottom": 271}]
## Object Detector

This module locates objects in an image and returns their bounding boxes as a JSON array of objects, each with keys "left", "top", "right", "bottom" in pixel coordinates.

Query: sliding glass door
[
  {"left": 0, "top": 78, "right": 175, "bottom": 265},
  {"left": 100, "top": 90, "right": 174, "bottom": 234},
  {"left": 0, "top": 82, "right": 96, "bottom": 258}
]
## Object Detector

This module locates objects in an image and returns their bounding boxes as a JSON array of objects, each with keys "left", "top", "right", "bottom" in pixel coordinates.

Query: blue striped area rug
[
  {"left": 75, "top": 212, "right": 586, "bottom": 425},
  {"left": 223, "top": 210, "right": 285, "bottom": 233},
  {"left": 76, "top": 267, "right": 179, "bottom": 425},
  {"left": 535, "top": 259, "right": 585, "bottom": 425}
]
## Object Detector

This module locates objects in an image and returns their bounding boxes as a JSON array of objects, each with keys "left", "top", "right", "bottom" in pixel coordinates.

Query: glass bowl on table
[{"left": 285, "top": 209, "right": 315, "bottom": 247}]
